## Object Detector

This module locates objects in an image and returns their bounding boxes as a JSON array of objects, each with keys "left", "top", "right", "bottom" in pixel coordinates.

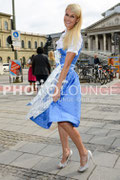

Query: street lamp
[{"left": 12, "top": 0, "right": 18, "bottom": 59}]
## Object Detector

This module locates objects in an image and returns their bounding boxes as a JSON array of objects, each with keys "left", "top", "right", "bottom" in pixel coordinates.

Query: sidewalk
[{"left": 0, "top": 72, "right": 120, "bottom": 180}]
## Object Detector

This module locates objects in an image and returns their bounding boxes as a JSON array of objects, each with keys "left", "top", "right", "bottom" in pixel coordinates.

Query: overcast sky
[{"left": 0, "top": 0, "right": 120, "bottom": 35}]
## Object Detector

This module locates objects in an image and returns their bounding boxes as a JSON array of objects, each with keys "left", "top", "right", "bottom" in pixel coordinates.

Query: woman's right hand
[{"left": 53, "top": 85, "right": 61, "bottom": 102}]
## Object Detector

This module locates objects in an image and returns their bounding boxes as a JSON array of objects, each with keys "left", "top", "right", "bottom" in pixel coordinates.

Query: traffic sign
[
  {"left": 12, "top": 30, "right": 21, "bottom": 41},
  {"left": 13, "top": 41, "right": 21, "bottom": 50},
  {"left": 11, "top": 30, "right": 21, "bottom": 50}
]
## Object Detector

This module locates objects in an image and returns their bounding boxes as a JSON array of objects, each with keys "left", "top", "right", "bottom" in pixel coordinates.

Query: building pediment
[{"left": 86, "top": 13, "right": 120, "bottom": 30}]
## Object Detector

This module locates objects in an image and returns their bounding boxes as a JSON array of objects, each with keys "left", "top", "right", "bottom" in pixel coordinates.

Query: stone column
[
  {"left": 95, "top": 35, "right": 98, "bottom": 51},
  {"left": 31, "top": 37, "right": 34, "bottom": 49},
  {"left": 24, "top": 37, "right": 27, "bottom": 49},
  {"left": 88, "top": 36, "right": 91, "bottom": 51},
  {"left": 2, "top": 34, "right": 5, "bottom": 48},
  {"left": 8, "top": 19, "right": 11, "bottom": 31},
  {"left": 1, "top": 19, "right": 4, "bottom": 30},
  {"left": 103, "top": 34, "right": 106, "bottom": 52}
]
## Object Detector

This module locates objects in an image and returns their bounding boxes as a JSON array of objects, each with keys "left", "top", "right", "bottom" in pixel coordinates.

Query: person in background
[
  {"left": 27, "top": 55, "right": 36, "bottom": 92},
  {"left": 22, "top": 62, "right": 25, "bottom": 69},
  {"left": 32, "top": 47, "right": 51, "bottom": 90},
  {"left": 94, "top": 55, "right": 100, "bottom": 65},
  {"left": 108, "top": 57, "right": 116, "bottom": 78},
  {"left": 48, "top": 51, "right": 56, "bottom": 72}
]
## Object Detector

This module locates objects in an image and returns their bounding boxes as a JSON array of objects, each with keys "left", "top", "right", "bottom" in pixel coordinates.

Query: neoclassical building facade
[
  {"left": 82, "top": 3, "right": 120, "bottom": 59},
  {"left": 0, "top": 12, "right": 47, "bottom": 64}
]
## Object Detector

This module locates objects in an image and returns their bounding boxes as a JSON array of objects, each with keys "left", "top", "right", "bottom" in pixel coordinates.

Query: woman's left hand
[{"left": 53, "top": 86, "right": 61, "bottom": 102}]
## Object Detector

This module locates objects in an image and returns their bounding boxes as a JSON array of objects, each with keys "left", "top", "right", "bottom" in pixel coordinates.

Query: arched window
[
  {"left": 22, "top": 57, "right": 26, "bottom": 65},
  {"left": 0, "top": 56, "right": 2, "bottom": 62},
  {"left": 41, "top": 42, "right": 43, "bottom": 47},
  {"left": 35, "top": 41, "right": 37, "bottom": 49},
  {"left": 28, "top": 41, "right": 31, "bottom": 48},
  {"left": 4, "top": 21, "right": 8, "bottom": 30},
  {"left": 7, "top": 57, "right": 10, "bottom": 63},
  {"left": 21, "top": 40, "right": 24, "bottom": 48}
]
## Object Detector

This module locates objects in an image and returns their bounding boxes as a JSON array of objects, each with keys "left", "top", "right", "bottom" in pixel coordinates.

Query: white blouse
[
  {"left": 27, "top": 59, "right": 32, "bottom": 64},
  {"left": 56, "top": 30, "right": 83, "bottom": 56}
]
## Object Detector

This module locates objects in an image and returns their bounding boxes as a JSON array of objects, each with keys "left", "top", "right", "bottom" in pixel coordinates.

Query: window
[
  {"left": 22, "top": 57, "right": 26, "bottom": 65},
  {"left": 85, "top": 42, "right": 88, "bottom": 49},
  {"left": 0, "top": 57, "right": 2, "bottom": 62},
  {"left": 4, "top": 21, "right": 8, "bottom": 30},
  {"left": 7, "top": 57, "right": 10, "bottom": 63},
  {"left": 41, "top": 42, "right": 43, "bottom": 47},
  {"left": 21, "top": 40, "right": 24, "bottom": 48},
  {"left": 35, "top": 41, "right": 37, "bottom": 49},
  {"left": 28, "top": 41, "right": 31, "bottom": 48}
]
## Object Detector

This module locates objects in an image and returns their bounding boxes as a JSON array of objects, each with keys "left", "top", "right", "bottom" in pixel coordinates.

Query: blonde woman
[
  {"left": 27, "top": 4, "right": 94, "bottom": 172},
  {"left": 48, "top": 51, "right": 56, "bottom": 72}
]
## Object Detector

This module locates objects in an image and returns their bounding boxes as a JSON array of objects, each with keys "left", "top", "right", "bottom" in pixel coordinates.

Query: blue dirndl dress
[{"left": 27, "top": 31, "right": 83, "bottom": 129}]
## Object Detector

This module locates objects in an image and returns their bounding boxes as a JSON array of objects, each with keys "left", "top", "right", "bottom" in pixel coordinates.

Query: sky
[{"left": 0, "top": 0, "right": 120, "bottom": 35}]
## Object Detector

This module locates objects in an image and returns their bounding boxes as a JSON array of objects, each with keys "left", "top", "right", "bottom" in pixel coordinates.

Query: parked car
[{"left": 3, "top": 63, "right": 9, "bottom": 72}]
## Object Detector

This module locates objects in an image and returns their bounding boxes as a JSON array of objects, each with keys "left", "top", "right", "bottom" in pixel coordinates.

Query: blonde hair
[
  {"left": 63, "top": 4, "right": 82, "bottom": 50},
  {"left": 48, "top": 51, "right": 55, "bottom": 61}
]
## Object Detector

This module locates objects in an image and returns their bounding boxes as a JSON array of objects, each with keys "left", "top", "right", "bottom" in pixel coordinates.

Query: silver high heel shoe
[
  {"left": 58, "top": 149, "right": 73, "bottom": 168},
  {"left": 78, "top": 150, "right": 95, "bottom": 172}
]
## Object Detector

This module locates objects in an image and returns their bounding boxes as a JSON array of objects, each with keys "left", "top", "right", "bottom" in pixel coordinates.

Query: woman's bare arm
[{"left": 26, "top": 64, "right": 32, "bottom": 68}]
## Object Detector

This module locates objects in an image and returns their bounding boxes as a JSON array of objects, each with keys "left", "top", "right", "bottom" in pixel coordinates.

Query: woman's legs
[
  {"left": 28, "top": 82, "right": 32, "bottom": 92},
  {"left": 58, "top": 124, "right": 70, "bottom": 163},
  {"left": 58, "top": 122, "right": 88, "bottom": 166},
  {"left": 33, "top": 82, "right": 36, "bottom": 91}
]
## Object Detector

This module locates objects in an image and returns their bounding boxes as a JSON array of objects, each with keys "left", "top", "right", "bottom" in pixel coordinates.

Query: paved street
[{"left": 0, "top": 69, "right": 120, "bottom": 180}]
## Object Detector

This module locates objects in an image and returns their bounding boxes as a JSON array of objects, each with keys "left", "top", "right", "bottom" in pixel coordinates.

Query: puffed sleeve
[
  {"left": 27, "top": 59, "right": 31, "bottom": 64},
  {"left": 67, "top": 34, "right": 83, "bottom": 55}
]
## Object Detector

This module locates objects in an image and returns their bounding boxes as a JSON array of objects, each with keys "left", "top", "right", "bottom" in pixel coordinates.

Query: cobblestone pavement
[
  {"left": 0, "top": 71, "right": 120, "bottom": 180},
  {"left": 0, "top": 164, "right": 74, "bottom": 180}
]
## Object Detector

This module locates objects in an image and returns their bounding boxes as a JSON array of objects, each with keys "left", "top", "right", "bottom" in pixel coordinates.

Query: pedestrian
[
  {"left": 94, "top": 55, "right": 100, "bottom": 65},
  {"left": 32, "top": 47, "right": 51, "bottom": 90},
  {"left": 27, "top": 55, "right": 36, "bottom": 92},
  {"left": 27, "top": 4, "right": 94, "bottom": 172},
  {"left": 109, "top": 57, "right": 116, "bottom": 78},
  {"left": 22, "top": 62, "right": 25, "bottom": 69},
  {"left": 48, "top": 51, "right": 56, "bottom": 72}
]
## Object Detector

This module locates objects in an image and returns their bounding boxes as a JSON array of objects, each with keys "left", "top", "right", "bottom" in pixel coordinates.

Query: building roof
[
  {"left": 21, "top": 31, "right": 47, "bottom": 38},
  {"left": 102, "top": 3, "right": 120, "bottom": 17},
  {"left": 46, "top": 32, "right": 63, "bottom": 38},
  {"left": 85, "top": 12, "right": 120, "bottom": 30},
  {"left": 0, "top": 12, "right": 11, "bottom": 17}
]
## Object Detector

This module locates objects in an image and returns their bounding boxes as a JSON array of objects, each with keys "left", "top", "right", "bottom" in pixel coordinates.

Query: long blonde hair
[
  {"left": 63, "top": 4, "right": 82, "bottom": 50},
  {"left": 48, "top": 51, "right": 55, "bottom": 61}
]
